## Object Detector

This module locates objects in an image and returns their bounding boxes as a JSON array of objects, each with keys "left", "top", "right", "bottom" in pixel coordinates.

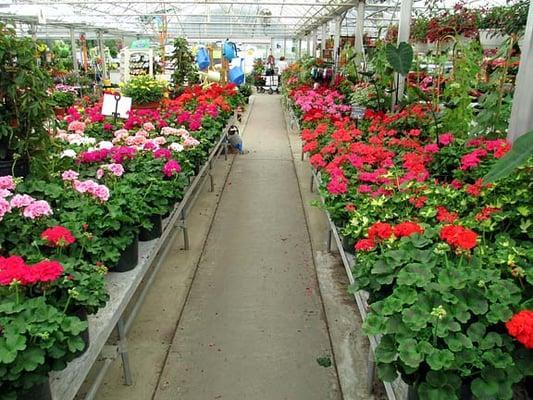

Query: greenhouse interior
[{"left": 0, "top": 0, "right": 532, "bottom": 399}]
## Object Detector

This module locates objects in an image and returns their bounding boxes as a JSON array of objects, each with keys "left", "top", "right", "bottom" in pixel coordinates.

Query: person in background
[{"left": 277, "top": 56, "right": 288, "bottom": 74}]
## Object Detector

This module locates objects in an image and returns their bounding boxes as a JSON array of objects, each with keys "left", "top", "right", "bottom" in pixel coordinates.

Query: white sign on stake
[
  {"left": 101, "top": 94, "right": 132, "bottom": 119},
  {"left": 350, "top": 104, "right": 367, "bottom": 120}
]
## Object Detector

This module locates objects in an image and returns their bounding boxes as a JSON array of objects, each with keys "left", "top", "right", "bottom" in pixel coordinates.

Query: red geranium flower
[
  {"left": 29, "top": 260, "right": 65, "bottom": 283},
  {"left": 355, "top": 238, "right": 376, "bottom": 251},
  {"left": 393, "top": 222, "right": 424, "bottom": 238},
  {"left": 41, "top": 226, "right": 76, "bottom": 247},
  {"left": 436, "top": 206, "right": 459, "bottom": 223},
  {"left": 440, "top": 225, "right": 478, "bottom": 250},
  {"left": 506, "top": 310, "right": 533, "bottom": 349},
  {"left": 368, "top": 222, "right": 393, "bottom": 241}
]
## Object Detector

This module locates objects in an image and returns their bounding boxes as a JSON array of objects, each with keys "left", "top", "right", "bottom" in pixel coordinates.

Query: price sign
[
  {"left": 350, "top": 104, "right": 366, "bottom": 120},
  {"left": 102, "top": 94, "right": 132, "bottom": 119}
]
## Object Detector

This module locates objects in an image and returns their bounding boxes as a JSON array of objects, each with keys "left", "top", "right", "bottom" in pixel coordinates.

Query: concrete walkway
[{"left": 153, "top": 95, "right": 341, "bottom": 400}]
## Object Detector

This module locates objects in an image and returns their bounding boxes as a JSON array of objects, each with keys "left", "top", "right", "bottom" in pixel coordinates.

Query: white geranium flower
[
  {"left": 60, "top": 149, "right": 77, "bottom": 158},
  {"left": 98, "top": 141, "right": 113, "bottom": 150},
  {"left": 169, "top": 142, "right": 184, "bottom": 153}
]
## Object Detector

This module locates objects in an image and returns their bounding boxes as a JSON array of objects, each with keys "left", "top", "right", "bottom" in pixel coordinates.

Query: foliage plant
[
  {"left": 0, "top": 23, "right": 53, "bottom": 163},
  {"left": 477, "top": 0, "right": 529, "bottom": 37},
  {"left": 50, "top": 91, "right": 76, "bottom": 109},
  {"left": 441, "top": 41, "right": 482, "bottom": 135},
  {"left": 122, "top": 75, "right": 167, "bottom": 105},
  {"left": 169, "top": 37, "right": 199, "bottom": 87},
  {"left": 410, "top": 17, "right": 430, "bottom": 43}
]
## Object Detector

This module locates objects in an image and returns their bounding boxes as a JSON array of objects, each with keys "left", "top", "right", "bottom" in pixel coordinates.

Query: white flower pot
[
  {"left": 479, "top": 29, "right": 509, "bottom": 49},
  {"left": 413, "top": 42, "right": 429, "bottom": 54}
]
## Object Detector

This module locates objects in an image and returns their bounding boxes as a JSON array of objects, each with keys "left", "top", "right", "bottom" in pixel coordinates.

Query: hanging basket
[{"left": 479, "top": 29, "right": 509, "bottom": 49}]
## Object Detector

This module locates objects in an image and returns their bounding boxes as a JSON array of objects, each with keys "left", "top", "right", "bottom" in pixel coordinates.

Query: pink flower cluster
[
  {"left": 293, "top": 87, "right": 351, "bottom": 119},
  {"left": 72, "top": 179, "right": 110, "bottom": 202},
  {"left": 163, "top": 160, "right": 182, "bottom": 177},
  {"left": 68, "top": 120, "right": 86, "bottom": 133},
  {"left": 96, "top": 163, "right": 125, "bottom": 179},
  {"left": 0, "top": 177, "right": 53, "bottom": 221}
]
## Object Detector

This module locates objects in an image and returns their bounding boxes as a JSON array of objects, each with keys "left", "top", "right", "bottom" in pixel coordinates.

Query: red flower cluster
[
  {"left": 439, "top": 225, "right": 478, "bottom": 250},
  {"left": 436, "top": 206, "right": 459, "bottom": 223},
  {"left": 41, "top": 226, "right": 76, "bottom": 248},
  {"left": 506, "top": 310, "right": 533, "bottom": 349},
  {"left": 368, "top": 222, "right": 393, "bottom": 241},
  {"left": 355, "top": 238, "right": 376, "bottom": 251},
  {"left": 475, "top": 207, "right": 501, "bottom": 222},
  {"left": 393, "top": 222, "right": 424, "bottom": 238},
  {"left": 0, "top": 256, "right": 64, "bottom": 285}
]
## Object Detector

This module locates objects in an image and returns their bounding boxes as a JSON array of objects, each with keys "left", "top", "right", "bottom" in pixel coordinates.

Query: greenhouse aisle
[{"left": 153, "top": 95, "right": 341, "bottom": 400}]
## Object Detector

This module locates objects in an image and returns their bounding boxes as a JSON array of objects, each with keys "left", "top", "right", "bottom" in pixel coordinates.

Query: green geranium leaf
[
  {"left": 397, "top": 263, "right": 434, "bottom": 287},
  {"left": 377, "top": 362, "right": 398, "bottom": 382},
  {"left": 18, "top": 347, "right": 45, "bottom": 372},
  {"left": 482, "top": 348, "right": 514, "bottom": 369},
  {"left": 402, "top": 306, "right": 429, "bottom": 331},
  {"left": 426, "top": 349, "right": 455, "bottom": 370},
  {"left": 486, "top": 303, "right": 513, "bottom": 324},
  {"left": 445, "top": 333, "right": 473, "bottom": 352},
  {"left": 479, "top": 332, "right": 502, "bottom": 350},
  {"left": 398, "top": 338, "right": 423, "bottom": 368},
  {"left": 375, "top": 335, "right": 397, "bottom": 363},
  {"left": 418, "top": 382, "right": 459, "bottom": 400},
  {"left": 363, "top": 313, "right": 387, "bottom": 335},
  {"left": 471, "top": 377, "right": 500, "bottom": 398}
]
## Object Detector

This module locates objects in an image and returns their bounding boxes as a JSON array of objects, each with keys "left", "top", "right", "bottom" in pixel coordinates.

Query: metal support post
[
  {"left": 70, "top": 28, "right": 79, "bottom": 75},
  {"left": 327, "top": 228, "right": 333, "bottom": 252},
  {"left": 393, "top": 0, "right": 413, "bottom": 108},
  {"left": 355, "top": 1, "right": 365, "bottom": 54},
  {"left": 309, "top": 30, "right": 315, "bottom": 57},
  {"left": 321, "top": 24, "right": 327, "bottom": 58},
  {"left": 116, "top": 318, "right": 133, "bottom": 386},
  {"left": 283, "top": 36, "right": 287, "bottom": 57},
  {"left": 306, "top": 34, "right": 311, "bottom": 56},
  {"left": 508, "top": 1, "right": 533, "bottom": 142},
  {"left": 310, "top": 172, "right": 314, "bottom": 192},
  {"left": 97, "top": 30, "right": 108, "bottom": 81},
  {"left": 333, "top": 16, "right": 341, "bottom": 68}
]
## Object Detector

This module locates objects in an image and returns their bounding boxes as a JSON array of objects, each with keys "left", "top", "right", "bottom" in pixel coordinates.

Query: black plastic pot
[
  {"left": 341, "top": 235, "right": 356, "bottom": 254},
  {"left": 139, "top": 215, "right": 163, "bottom": 242},
  {"left": 71, "top": 307, "right": 89, "bottom": 356},
  {"left": 20, "top": 380, "right": 52, "bottom": 400},
  {"left": 0, "top": 158, "right": 29, "bottom": 178},
  {"left": 113, "top": 235, "right": 139, "bottom": 272}
]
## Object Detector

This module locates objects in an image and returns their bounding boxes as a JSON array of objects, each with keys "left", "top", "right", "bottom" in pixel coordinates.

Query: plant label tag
[
  {"left": 102, "top": 94, "right": 132, "bottom": 119},
  {"left": 350, "top": 105, "right": 366, "bottom": 120}
]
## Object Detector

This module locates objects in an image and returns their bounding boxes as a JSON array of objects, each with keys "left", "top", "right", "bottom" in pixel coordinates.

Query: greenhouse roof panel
[{"left": 0, "top": 0, "right": 519, "bottom": 40}]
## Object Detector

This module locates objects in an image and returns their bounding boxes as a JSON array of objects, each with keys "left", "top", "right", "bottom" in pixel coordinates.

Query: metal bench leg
[
  {"left": 367, "top": 350, "right": 376, "bottom": 394},
  {"left": 209, "top": 159, "right": 214, "bottom": 192},
  {"left": 180, "top": 209, "right": 190, "bottom": 250},
  {"left": 327, "top": 229, "right": 333, "bottom": 252},
  {"left": 117, "top": 318, "right": 133, "bottom": 386},
  {"left": 224, "top": 140, "right": 228, "bottom": 161}
]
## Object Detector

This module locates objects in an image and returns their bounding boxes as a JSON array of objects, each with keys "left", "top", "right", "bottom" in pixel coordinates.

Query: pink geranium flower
[{"left": 23, "top": 200, "right": 53, "bottom": 219}]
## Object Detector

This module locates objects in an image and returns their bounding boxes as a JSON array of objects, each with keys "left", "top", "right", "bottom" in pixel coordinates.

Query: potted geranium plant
[
  {"left": 0, "top": 23, "right": 53, "bottom": 177},
  {"left": 50, "top": 86, "right": 77, "bottom": 119},
  {"left": 0, "top": 255, "right": 87, "bottom": 399},
  {"left": 122, "top": 75, "right": 168, "bottom": 110}
]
